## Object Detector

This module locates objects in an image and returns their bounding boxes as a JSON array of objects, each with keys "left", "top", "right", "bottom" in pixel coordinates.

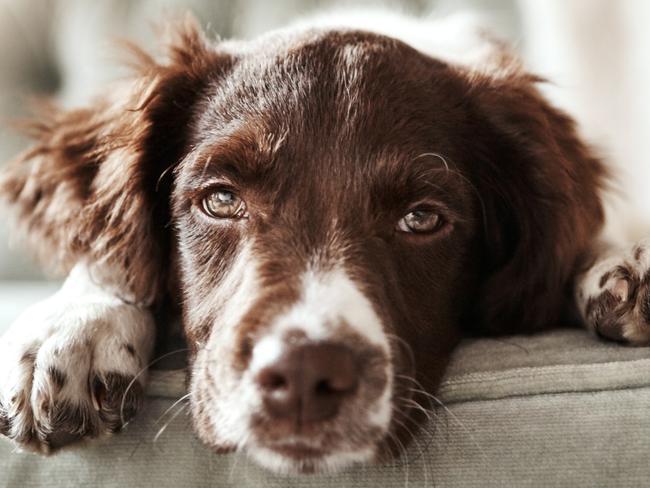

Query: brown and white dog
[{"left": 0, "top": 10, "right": 646, "bottom": 474}]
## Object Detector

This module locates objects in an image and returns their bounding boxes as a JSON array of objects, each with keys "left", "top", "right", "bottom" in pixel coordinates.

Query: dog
[{"left": 0, "top": 10, "right": 646, "bottom": 475}]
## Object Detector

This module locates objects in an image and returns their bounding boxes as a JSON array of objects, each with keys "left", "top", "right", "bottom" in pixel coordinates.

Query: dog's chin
[{"left": 246, "top": 443, "right": 377, "bottom": 474}]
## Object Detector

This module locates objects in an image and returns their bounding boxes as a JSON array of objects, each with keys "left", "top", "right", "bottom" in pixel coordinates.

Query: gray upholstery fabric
[
  {"left": 2, "top": 284, "right": 650, "bottom": 487},
  {"left": 441, "top": 330, "right": 650, "bottom": 403},
  {"left": 6, "top": 389, "right": 650, "bottom": 488}
]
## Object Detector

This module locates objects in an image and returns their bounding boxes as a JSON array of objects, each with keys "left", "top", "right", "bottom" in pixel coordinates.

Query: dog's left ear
[
  {"left": 468, "top": 72, "right": 608, "bottom": 334},
  {"left": 0, "top": 16, "right": 231, "bottom": 305}
]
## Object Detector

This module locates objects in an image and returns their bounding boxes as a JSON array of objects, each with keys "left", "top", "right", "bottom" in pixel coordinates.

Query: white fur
[
  {"left": 575, "top": 251, "right": 626, "bottom": 318},
  {"left": 250, "top": 265, "right": 392, "bottom": 392},
  {"left": 270, "top": 267, "right": 389, "bottom": 350},
  {"left": 0, "top": 263, "right": 155, "bottom": 449}
]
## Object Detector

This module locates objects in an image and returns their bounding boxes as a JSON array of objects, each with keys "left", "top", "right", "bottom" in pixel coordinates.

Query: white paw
[
  {"left": 0, "top": 268, "right": 155, "bottom": 452},
  {"left": 577, "top": 239, "right": 650, "bottom": 345}
]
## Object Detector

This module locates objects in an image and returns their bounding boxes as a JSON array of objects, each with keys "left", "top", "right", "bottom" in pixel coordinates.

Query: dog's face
[
  {"left": 171, "top": 30, "right": 481, "bottom": 472},
  {"left": 1, "top": 18, "right": 606, "bottom": 474}
]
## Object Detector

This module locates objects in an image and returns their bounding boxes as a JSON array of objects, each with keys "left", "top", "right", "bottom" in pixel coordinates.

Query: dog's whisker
[
  {"left": 405, "top": 387, "right": 488, "bottom": 460},
  {"left": 154, "top": 392, "right": 191, "bottom": 426},
  {"left": 385, "top": 333, "right": 416, "bottom": 376},
  {"left": 228, "top": 432, "right": 253, "bottom": 482},
  {"left": 153, "top": 402, "right": 189, "bottom": 443},
  {"left": 383, "top": 424, "right": 411, "bottom": 485},
  {"left": 416, "top": 151, "right": 488, "bottom": 235},
  {"left": 120, "top": 348, "right": 190, "bottom": 425},
  {"left": 394, "top": 374, "right": 465, "bottom": 460},
  {"left": 155, "top": 163, "right": 176, "bottom": 193},
  {"left": 400, "top": 396, "right": 434, "bottom": 422},
  {"left": 394, "top": 404, "right": 434, "bottom": 461},
  {"left": 395, "top": 374, "right": 437, "bottom": 410},
  {"left": 413, "top": 152, "right": 451, "bottom": 172},
  {"left": 391, "top": 413, "right": 424, "bottom": 453},
  {"left": 389, "top": 423, "right": 412, "bottom": 488},
  {"left": 393, "top": 396, "right": 442, "bottom": 467}
]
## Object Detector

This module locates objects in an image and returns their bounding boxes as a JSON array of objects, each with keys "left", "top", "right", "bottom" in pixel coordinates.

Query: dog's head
[
  {"left": 0, "top": 17, "right": 605, "bottom": 473},
  {"left": 172, "top": 27, "right": 486, "bottom": 473}
]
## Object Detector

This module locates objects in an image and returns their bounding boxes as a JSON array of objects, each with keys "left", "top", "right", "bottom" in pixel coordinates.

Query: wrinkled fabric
[{"left": 2, "top": 293, "right": 650, "bottom": 488}]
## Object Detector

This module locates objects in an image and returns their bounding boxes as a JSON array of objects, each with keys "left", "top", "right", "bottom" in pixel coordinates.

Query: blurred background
[{"left": 0, "top": 0, "right": 648, "bottom": 286}]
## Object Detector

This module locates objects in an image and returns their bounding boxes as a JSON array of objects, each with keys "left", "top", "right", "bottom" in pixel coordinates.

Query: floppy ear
[
  {"left": 0, "top": 16, "right": 228, "bottom": 305},
  {"left": 469, "top": 72, "right": 608, "bottom": 334}
]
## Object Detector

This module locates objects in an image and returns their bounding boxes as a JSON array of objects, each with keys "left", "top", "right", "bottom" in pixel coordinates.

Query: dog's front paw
[
  {"left": 0, "top": 291, "right": 154, "bottom": 453},
  {"left": 578, "top": 239, "right": 650, "bottom": 345}
]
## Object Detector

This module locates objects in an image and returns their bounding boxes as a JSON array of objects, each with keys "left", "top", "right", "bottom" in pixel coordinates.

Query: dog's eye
[
  {"left": 201, "top": 190, "right": 247, "bottom": 219},
  {"left": 397, "top": 209, "right": 443, "bottom": 234}
]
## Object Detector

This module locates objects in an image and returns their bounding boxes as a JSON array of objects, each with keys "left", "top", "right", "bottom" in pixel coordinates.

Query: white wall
[{"left": 519, "top": 0, "right": 650, "bottom": 241}]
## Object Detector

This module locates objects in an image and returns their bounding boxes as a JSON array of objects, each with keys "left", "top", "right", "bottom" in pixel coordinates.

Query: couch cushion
[
  {"left": 440, "top": 328, "right": 650, "bottom": 403},
  {"left": 2, "top": 284, "right": 650, "bottom": 487}
]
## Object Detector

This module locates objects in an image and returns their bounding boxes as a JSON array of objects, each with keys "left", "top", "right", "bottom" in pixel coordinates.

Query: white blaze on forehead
[
  {"left": 281, "top": 266, "right": 387, "bottom": 345},
  {"left": 251, "top": 266, "right": 388, "bottom": 372}
]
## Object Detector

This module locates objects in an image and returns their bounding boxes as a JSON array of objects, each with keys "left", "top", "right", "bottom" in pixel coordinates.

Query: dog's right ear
[{"left": 0, "top": 15, "right": 232, "bottom": 305}]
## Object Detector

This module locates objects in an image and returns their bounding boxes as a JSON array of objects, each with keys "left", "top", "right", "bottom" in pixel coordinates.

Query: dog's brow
[
  {"left": 370, "top": 149, "right": 469, "bottom": 202},
  {"left": 184, "top": 125, "right": 287, "bottom": 184}
]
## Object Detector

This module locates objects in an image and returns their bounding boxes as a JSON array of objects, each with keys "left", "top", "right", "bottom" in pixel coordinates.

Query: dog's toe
[
  {"left": 585, "top": 262, "right": 650, "bottom": 345},
  {"left": 35, "top": 400, "right": 97, "bottom": 451},
  {"left": 93, "top": 373, "right": 144, "bottom": 433}
]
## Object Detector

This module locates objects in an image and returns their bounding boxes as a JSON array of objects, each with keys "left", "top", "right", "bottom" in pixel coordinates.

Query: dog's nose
[{"left": 256, "top": 343, "right": 359, "bottom": 424}]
